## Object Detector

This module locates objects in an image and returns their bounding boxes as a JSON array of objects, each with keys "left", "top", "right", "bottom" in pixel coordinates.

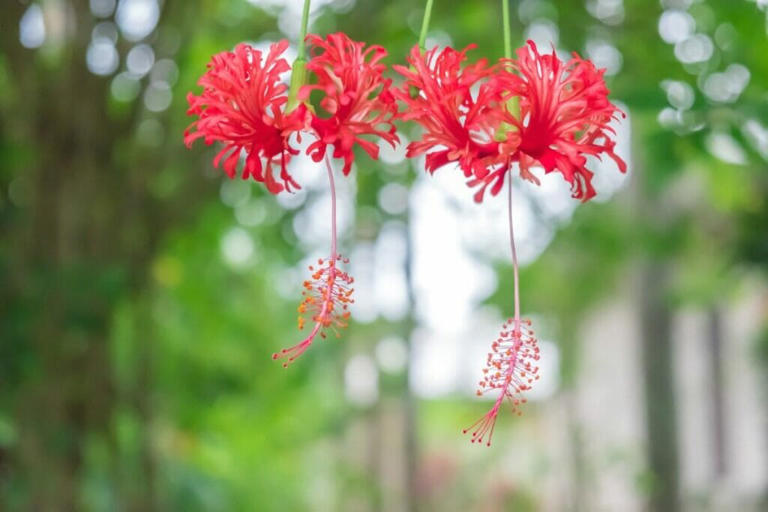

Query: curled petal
[
  {"left": 185, "top": 41, "right": 308, "bottom": 194},
  {"left": 300, "top": 33, "right": 399, "bottom": 172},
  {"left": 393, "top": 44, "right": 504, "bottom": 178},
  {"left": 397, "top": 41, "right": 625, "bottom": 203},
  {"left": 497, "top": 40, "right": 627, "bottom": 202}
]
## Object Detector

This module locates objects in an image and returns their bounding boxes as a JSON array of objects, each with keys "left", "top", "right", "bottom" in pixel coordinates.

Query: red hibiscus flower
[
  {"left": 397, "top": 41, "right": 626, "bottom": 203},
  {"left": 300, "top": 33, "right": 399, "bottom": 176},
  {"left": 184, "top": 40, "right": 307, "bottom": 194},
  {"left": 393, "top": 44, "right": 504, "bottom": 181},
  {"left": 496, "top": 41, "right": 627, "bottom": 201},
  {"left": 186, "top": 35, "right": 400, "bottom": 366}
]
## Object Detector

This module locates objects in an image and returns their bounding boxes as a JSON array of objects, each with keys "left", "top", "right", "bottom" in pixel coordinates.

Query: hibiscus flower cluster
[
  {"left": 184, "top": 34, "right": 398, "bottom": 194},
  {"left": 184, "top": 3, "right": 625, "bottom": 446},
  {"left": 395, "top": 41, "right": 626, "bottom": 203},
  {"left": 393, "top": 39, "right": 625, "bottom": 445},
  {"left": 185, "top": 33, "right": 398, "bottom": 367}
]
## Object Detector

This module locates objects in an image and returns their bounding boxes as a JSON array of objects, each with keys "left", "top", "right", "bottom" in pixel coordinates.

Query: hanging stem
[
  {"left": 272, "top": 155, "right": 348, "bottom": 367},
  {"left": 495, "top": 0, "right": 519, "bottom": 139},
  {"left": 325, "top": 155, "right": 337, "bottom": 260},
  {"left": 507, "top": 164, "right": 521, "bottom": 332},
  {"left": 418, "top": 0, "right": 435, "bottom": 52},
  {"left": 502, "top": 0, "right": 512, "bottom": 59},
  {"left": 410, "top": 0, "right": 435, "bottom": 98},
  {"left": 297, "top": 0, "right": 312, "bottom": 61},
  {"left": 287, "top": 0, "right": 312, "bottom": 111}
]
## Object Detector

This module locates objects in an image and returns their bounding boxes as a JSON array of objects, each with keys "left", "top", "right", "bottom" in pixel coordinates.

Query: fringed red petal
[
  {"left": 396, "top": 40, "right": 626, "bottom": 202},
  {"left": 184, "top": 40, "right": 307, "bottom": 194},
  {"left": 393, "top": 44, "right": 505, "bottom": 181},
  {"left": 300, "top": 33, "right": 399, "bottom": 173},
  {"left": 497, "top": 40, "right": 627, "bottom": 202}
]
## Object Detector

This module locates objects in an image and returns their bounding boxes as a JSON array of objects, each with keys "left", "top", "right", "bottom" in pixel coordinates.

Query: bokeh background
[{"left": 2, "top": 0, "right": 768, "bottom": 510}]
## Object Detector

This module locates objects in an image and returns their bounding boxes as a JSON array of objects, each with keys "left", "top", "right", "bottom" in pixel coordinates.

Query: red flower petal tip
[{"left": 393, "top": 44, "right": 501, "bottom": 180}]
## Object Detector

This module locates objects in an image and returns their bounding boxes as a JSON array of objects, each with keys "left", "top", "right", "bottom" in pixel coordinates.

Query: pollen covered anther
[
  {"left": 272, "top": 254, "right": 354, "bottom": 367},
  {"left": 464, "top": 318, "right": 540, "bottom": 447}
]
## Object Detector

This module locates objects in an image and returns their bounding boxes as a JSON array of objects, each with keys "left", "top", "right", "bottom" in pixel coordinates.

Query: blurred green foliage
[{"left": 1, "top": 0, "right": 768, "bottom": 510}]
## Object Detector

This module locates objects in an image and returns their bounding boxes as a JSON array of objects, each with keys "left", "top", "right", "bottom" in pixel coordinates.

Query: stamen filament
[
  {"left": 507, "top": 164, "right": 520, "bottom": 334},
  {"left": 464, "top": 318, "right": 539, "bottom": 446},
  {"left": 463, "top": 166, "right": 539, "bottom": 446},
  {"left": 326, "top": 154, "right": 337, "bottom": 260},
  {"left": 273, "top": 156, "right": 354, "bottom": 367}
]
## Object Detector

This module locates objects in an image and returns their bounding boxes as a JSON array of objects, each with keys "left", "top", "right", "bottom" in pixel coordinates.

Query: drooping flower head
[
  {"left": 394, "top": 41, "right": 624, "bottom": 445},
  {"left": 184, "top": 41, "right": 307, "bottom": 194},
  {"left": 495, "top": 41, "right": 627, "bottom": 202},
  {"left": 300, "top": 33, "right": 399, "bottom": 176},
  {"left": 186, "top": 34, "right": 399, "bottom": 367},
  {"left": 396, "top": 41, "right": 626, "bottom": 203},
  {"left": 393, "top": 44, "right": 504, "bottom": 181},
  {"left": 271, "top": 33, "right": 398, "bottom": 366}
]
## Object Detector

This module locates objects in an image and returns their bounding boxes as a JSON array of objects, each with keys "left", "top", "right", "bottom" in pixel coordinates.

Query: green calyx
[
  {"left": 494, "top": 97, "right": 520, "bottom": 142},
  {"left": 287, "top": 0, "right": 312, "bottom": 113},
  {"left": 495, "top": 0, "right": 519, "bottom": 142},
  {"left": 408, "top": 63, "right": 421, "bottom": 100},
  {"left": 286, "top": 58, "right": 307, "bottom": 113}
]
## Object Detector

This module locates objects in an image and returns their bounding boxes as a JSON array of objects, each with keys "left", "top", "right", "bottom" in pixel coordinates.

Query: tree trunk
[
  {"left": 639, "top": 262, "right": 680, "bottom": 512},
  {"left": 707, "top": 306, "right": 727, "bottom": 479},
  {"left": 1, "top": 1, "right": 203, "bottom": 508}
]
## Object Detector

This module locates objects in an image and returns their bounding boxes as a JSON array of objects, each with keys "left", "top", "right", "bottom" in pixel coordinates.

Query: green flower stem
[
  {"left": 410, "top": 0, "right": 435, "bottom": 98},
  {"left": 502, "top": 0, "right": 512, "bottom": 59},
  {"left": 297, "top": 0, "right": 311, "bottom": 61},
  {"left": 287, "top": 0, "right": 312, "bottom": 112},
  {"left": 495, "top": 0, "right": 519, "bottom": 140},
  {"left": 418, "top": 0, "right": 435, "bottom": 52}
]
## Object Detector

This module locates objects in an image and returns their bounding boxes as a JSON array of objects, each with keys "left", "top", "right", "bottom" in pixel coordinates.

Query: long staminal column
[
  {"left": 464, "top": 318, "right": 540, "bottom": 445},
  {"left": 464, "top": 167, "right": 540, "bottom": 446},
  {"left": 273, "top": 156, "right": 355, "bottom": 367}
]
